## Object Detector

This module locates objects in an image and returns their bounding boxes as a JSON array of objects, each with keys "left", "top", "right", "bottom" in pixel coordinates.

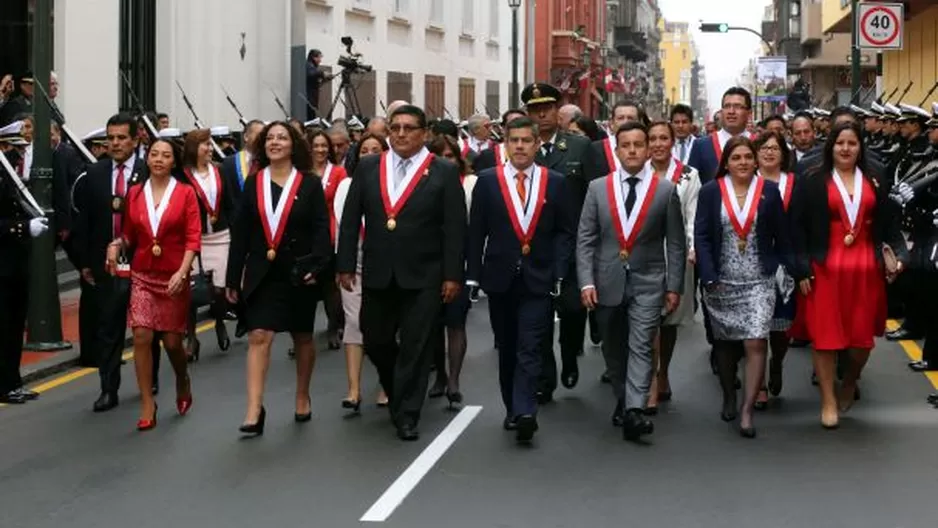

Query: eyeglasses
[
  {"left": 759, "top": 145, "right": 781, "bottom": 152},
  {"left": 389, "top": 124, "right": 424, "bottom": 134}
]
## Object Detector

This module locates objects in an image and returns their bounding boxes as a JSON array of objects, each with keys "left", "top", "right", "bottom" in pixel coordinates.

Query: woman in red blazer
[{"left": 106, "top": 138, "right": 202, "bottom": 431}]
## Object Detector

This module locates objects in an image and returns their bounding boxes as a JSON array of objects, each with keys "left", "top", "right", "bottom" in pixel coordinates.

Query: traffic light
[{"left": 699, "top": 22, "right": 730, "bottom": 33}]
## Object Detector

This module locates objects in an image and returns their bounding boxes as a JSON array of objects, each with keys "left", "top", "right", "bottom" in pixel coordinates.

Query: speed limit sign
[{"left": 858, "top": 2, "right": 904, "bottom": 50}]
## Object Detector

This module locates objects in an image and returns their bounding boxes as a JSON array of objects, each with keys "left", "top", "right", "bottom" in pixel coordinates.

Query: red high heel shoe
[
  {"left": 137, "top": 403, "right": 158, "bottom": 431},
  {"left": 177, "top": 395, "right": 193, "bottom": 416}
]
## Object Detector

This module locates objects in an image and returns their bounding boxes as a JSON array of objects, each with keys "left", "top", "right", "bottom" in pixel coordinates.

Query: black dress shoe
[
  {"left": 515, "top": 414, "right": 538, "bottom": 444},
  {"left": 887, "top": 327, "right": 922, "bottom": 341},
  {"left": 93, "top": 392, "right": 119, "bottom": 412},
  {"left": 503, "top": 415, "right": 518, "bottom": 431},
  {"left": 909, "top": 360, "right": 938, "bottom": 372},
  {"left": 611, "top": 401, "right": 625, "bottom": 427},
  {"left": 396, "top": 424, "right": 419, "bottom": 442},
  {"left": 622, "top": 409, "right": 653, "bottom": 441},
  {"left": 14, "top": 388, "right": 39, "bottom": 401},
  {"left": 927, "top": 393, "right": 938, "bottom": 404},
  {"left": 600, "top": 372, "right": 611, "bottom": 384},
  {"left": 536, "top": 390, "right": 553, "bottom": 404},
  {"left": 789, "top": 339, "right": 810, "bottom": 348},
  {"left": 0, "top": 390, "right": 27, "bottom": 404},
  {"left": 560, "top": 364, "right": 579, "bottom": 389}
]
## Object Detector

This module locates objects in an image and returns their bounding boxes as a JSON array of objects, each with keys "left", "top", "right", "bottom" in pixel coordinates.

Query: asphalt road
[{"left": 1, "top": 302, "right": 936, "bottom": 528}]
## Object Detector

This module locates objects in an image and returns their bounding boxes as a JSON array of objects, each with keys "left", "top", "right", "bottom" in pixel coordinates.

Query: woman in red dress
[
  {"left": 106, "top": 138, "right": 202, "bottom": 430},
  {"left": 793, "top": 121, "right": 908, "bottom": 429},
  {"left": 309, "top": 129, "right": 347, "bottom": 350}
]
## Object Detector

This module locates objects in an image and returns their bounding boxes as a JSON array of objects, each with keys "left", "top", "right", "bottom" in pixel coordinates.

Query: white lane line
[{"left": 360, "top": 405, "right": 483, "bottom": 523}]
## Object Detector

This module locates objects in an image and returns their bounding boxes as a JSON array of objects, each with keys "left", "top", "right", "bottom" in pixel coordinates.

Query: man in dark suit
[
  {"left": 219, "top": 119, "right": 265, "bottom": 206},
  {"left": 687, "top": 87, "right": 753, "bottom": 184},
  {"left": 522, "top": 83, "right": 591, "bottom": 400},
  {"left": 670, "top": 104, "right": 698, "bottom": 165},
  {"left": 586, "top": 100, "right": 647, "bottom": 181},
  {"left": 74, "top": 112, "right": 159, "bottom": 412},
  {"left": 466, "top": 117, "right": 575, "bottom": 444},
  {"left": 472, "top": 109, "right": 527, "bottom": 174},
  {"left": 337, "top": 104, "right": 466, "bottom": 441}
]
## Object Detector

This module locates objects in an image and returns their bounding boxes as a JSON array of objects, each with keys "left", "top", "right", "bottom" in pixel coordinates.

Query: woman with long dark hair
[
  {"left": 226, "top": 121, "right": 332, "bottom": 436},
  {"left": 425, "top": 134, "right": 474, "bottom": 407},
  {"left": 105, "top": 138, "right": 201, "bottom": 430},
  {"left": 695, "top": 136, "right": 791, "bottom": 438},
  {"left": 180, "top": 128, "right": 235, "bottom": 361},
  {"left": 309, "top": 129, "right": 347, "bottom": 349},
  {"left": 752, "top": 130, "right": 796, "bottom": 407},
  {"left": 793, "top": 120, "right": 907, "bottom": 429},
  {"left": 335, "top": 132, "right": 389, "bottom": 412}
]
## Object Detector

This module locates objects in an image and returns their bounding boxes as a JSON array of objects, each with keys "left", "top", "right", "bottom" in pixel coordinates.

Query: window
[
  {"left": 119, "top": 0, "right": 156, "bottom": 112},
  {"left": 659, "top": 49, "right": 666, "bottom": 60},
  {"left": 353, "top": 0, "right": 371, "bottom": 6},
  {"left": 462, "top": 0, "right": 474, "bottom": 34},
  {"left": 488, "top": 0, "right": 498, "bottom": 38},
  {"left": 393, "top": 0, "right": 407, "bottom": 16},
  {"left": 430, "top": 0, "right": 444, "bottom": 25},
  {"left": 682, "top": 49, "right": 687, "bottom": 60}
]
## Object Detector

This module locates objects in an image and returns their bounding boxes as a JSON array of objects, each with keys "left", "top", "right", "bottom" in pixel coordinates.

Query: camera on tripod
[{"left": 337, "top": 36, "right": 373, "bottom": 73}]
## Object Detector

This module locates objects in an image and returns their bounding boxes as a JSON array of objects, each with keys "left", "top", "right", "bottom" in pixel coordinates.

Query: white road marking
[{"left": 360, "top": 405, "right": 483, "bottom": 522}]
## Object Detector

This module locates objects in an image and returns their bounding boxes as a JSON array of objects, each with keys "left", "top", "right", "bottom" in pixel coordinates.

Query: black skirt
[{"left": 245, "top": 270, "right": 320, "bottom": 333}]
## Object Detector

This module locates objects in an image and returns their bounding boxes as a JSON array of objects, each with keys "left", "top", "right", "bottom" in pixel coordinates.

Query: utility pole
[
  {"left": 850, "top": 0, "right": 861, "bottom": 104},
  {"left": 25, "top": 0, "right": 70, "bottom": 351}
]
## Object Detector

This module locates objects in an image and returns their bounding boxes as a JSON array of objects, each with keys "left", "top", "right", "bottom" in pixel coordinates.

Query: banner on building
[{"left": 756, "top": 57, "right": 788, "bottom": 102}]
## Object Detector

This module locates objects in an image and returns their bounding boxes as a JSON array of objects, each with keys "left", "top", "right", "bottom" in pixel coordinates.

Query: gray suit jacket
[{"left": 576, "top": 170, "right": 686, "bottom": 307}]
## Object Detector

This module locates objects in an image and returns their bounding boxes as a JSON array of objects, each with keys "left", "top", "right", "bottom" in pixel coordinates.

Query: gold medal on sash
[
  {"left": 266, "top": 248, "right": 276, "bottom": 261},
  {"left": 737, "top": 239, "right": 747, "bottom": 253},
  {"left": 386, "top": 218, "right": 397, "bottom": 231},
  {"left": 844, "top": 233, "right": 855, "bottom": 246},
  {"left": 151, "top": 243, "right": 162, "bottom": 257},
  {"left": 209, "top": 215, "right": 218, "bottom": 225},
  {"left": 619, "top": 249, "right": 629, "bottom": 261},
  {"left": 111, "top": 196, "right": 124, "bottom": 212},
  {"left": 521, "top": 244, "right": 531, "bottom": 256}
]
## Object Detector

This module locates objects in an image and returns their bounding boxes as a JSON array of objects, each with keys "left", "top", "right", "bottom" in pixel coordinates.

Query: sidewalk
[{"left": 20, "top": 289, "right": 85, "bottom": 385}]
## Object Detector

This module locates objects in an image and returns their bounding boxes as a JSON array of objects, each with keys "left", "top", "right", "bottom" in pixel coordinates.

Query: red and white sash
[
  {"left": 183, "top": 165, "right": 222, "bottom": 221},
  {"left": 379, "top": 151, "right": 435, "bottom": 225},
  {"left": 493, "top": 143, "right": 509, "bottom": 168},
  {"left": 257, "top": 167, "right": 302, "bottom": 257},
  {"left": 832, "top": 168, "right": 864, "bottom": 240},
  {"left": 321, "top": 162, "right": 336, "bottom": 190},
  {"left": 606, "top": 167, "right": 659, "bottom": 259},
  {"left": 495, "top": 164, "right": 549, "bottom": 252},
  {"left": 143, "top": 177, "right": 178, "bottom": 253},
  {"left": 654, "top": 158, "right": 685, "bottom": 183},
  {"left": 602, "top": 135, "right": 621, "bottom": 173},
  {"left": 718, "top": 176, "right": 764, "bottom": 250}
]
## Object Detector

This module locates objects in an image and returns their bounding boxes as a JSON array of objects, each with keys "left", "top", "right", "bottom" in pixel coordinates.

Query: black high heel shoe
[
  {"left": 295, "top": 398, "right": 312, "bottom": 423},
  {"left": 739, "top": 426, "right": 757, "bottom": 439},
  {"left": 445, "top": 389, "right": 463, "bottom": 410},
  {"left": 341, "top": 398, "right": 362, "bottom": 414},
  {"left": 187, "top": 340, "right": 201, "bottom": 363},
  {"left": 216, "top": 323, "right": 231, "bottom": 352},
  {"left": 239, "top": 406, "right": 266, "bottom": 436}
]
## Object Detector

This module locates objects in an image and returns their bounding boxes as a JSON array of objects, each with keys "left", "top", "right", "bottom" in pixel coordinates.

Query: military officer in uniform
[{"left": 519, "top": 82, "right": 591, "bottom": 402}]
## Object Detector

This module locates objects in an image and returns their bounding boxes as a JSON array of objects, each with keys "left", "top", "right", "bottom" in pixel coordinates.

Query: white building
[{"left": 50, "top": 0, "right": 524, "bottom": 138}]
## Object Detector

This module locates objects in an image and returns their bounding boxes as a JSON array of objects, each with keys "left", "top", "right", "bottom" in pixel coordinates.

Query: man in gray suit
[{"left": 577, "top": 121, "right": 686, "bottom": 442}]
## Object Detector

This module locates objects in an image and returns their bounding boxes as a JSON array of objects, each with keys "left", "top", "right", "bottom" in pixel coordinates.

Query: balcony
[
  {"left": 801, "top": 0, "right": 822, "bottom": 45},
  {"left": 614, "top": 26, "right": 648, "bottom": 62}
]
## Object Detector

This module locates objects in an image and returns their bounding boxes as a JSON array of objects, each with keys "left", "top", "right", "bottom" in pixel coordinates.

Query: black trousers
[
  {"left": 77, "top": 277, "right": 98, "bottom": 366},
  {"left": 94, "top": 273, "right": 160, "bottom": 395},
  {"left": 361, "top": 281, "right": 441, "bottom": 428},
  {"left": 0, "top": 275, "right": 29, "bottom": 394},
  {"left": 538, "top": 273, "right": 585, "bottom": 394}
]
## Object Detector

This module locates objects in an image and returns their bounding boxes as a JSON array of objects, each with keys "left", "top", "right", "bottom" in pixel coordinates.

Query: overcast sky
[{"left": 656, "top": 0, "right": 772, "bottom": 115}]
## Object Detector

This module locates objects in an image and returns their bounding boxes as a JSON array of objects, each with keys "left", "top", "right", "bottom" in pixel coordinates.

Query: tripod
[{"left": 327, "top": 68, "right": 364, "bottom": 120}]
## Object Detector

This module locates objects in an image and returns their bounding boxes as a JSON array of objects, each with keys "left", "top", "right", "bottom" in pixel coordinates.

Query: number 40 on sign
[{"left": 857, "top": 2, "right": 904, "bottom": 50}]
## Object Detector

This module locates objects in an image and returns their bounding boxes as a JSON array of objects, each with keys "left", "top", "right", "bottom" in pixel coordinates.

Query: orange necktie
[{"left": 515, "top": 171, "right": 527, "bottom": 206}]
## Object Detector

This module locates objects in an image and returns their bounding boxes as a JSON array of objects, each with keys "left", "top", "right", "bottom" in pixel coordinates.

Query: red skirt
[{"left": 128, "top": 270, "right": 190, "bottom": 333}]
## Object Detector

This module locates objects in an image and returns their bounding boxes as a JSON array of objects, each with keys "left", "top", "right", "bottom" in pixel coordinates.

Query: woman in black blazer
[
  {"left": 226, "top": 121, "right": 332, "bottom": 435},
  {"left": 695, "top": 136, "right": 792, "bottom": 438},
  {"left": 791, "top": 120, "right": 908, "bottom": 429}
]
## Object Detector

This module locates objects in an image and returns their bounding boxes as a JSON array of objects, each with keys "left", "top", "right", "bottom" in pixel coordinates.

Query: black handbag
[{"left": 190, "top": 254, "right": 215, "bottom": 307}]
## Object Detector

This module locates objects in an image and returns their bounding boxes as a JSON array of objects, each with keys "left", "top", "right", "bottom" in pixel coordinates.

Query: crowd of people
[{"left": 1, "top": 76, "right": 937, "bottom": 445}]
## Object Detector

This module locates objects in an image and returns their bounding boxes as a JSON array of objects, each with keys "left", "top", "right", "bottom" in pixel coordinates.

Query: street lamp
[{"left": 508, "top": 0, "right": 522, "bottom": 106}]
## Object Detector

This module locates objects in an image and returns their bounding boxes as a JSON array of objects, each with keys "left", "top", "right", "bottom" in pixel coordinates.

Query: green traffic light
[{"left": 719, "top": 23, "right": 729, "bottom": 33}]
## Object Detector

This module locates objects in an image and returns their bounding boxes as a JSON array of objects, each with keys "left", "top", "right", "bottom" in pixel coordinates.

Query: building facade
[
  {"left": 659, "top": 21, "right": 695, "bottom": 110},
  {"left": 606, "top": 0, "right": 665, "bottom": 118},
  {"left": 821, "top": 0, "right": 937, "bottom": 105},
  {"left": 5, "top": 0, "right": 524, "bottom": 138}
]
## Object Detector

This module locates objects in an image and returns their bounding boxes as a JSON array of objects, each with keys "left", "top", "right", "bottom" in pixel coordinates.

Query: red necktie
[{"left": 113, "top": 165, "right": 126, "bottom": 238}]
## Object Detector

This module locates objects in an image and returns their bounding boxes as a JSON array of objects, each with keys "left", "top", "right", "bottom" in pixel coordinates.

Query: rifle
[
  {"left": 297, "top": 92, "right": 320, "bottom": 120},
  {"left": 895, "top": 81, "right": 914, "bottom": 105},
  {"left": 379, "top": 100, "right": 388, "bottom": 115},
  {"left": 266, "top": 85, "right": 291, "bottom": 120},
  {"left": 120, "top": 70, "right": 160, "bottom": 141},
  {"left": 221, "top": 85, "right": 249, "bottom": 127},
  {"left": 0, "top": 149, "right": 44, "bottom": 218},
  {"left": 880, "top": 84, "right": 900, "bottom": 104},
  {"left": 174, "top": 81, "right": 226, "bottom": 158},
  {"left": 33, "top": 80, "right": 96, "bottom": 164},
  {"left": 918, "top": 81, "right": 938, "bottom": 107}
]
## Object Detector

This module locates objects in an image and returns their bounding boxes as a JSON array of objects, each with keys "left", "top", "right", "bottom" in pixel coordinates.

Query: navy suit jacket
[
  {"left": 686, "top": 133, "right": 722, "bottom": 184},
  {"left": 467, "top": 166, "right": 575, "bottom": 295},
  {"left": 694, "top": 178, "right": 792, "bottom": 285}
]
